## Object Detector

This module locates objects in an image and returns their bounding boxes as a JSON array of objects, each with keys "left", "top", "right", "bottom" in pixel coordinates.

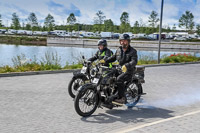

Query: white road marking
[{"left": 114, "top": 109, "right": 200, "bottom": 133}]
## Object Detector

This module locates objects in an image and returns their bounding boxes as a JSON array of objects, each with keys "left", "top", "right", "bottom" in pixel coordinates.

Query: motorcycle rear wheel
[
  {"left": 74, "top": 87, "right": 99, "bottom": 117},
  {"left": 125, "top": 83, "right": 142, "bottom": 107}
]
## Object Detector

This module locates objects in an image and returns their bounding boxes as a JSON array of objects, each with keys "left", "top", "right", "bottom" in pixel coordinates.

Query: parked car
[
  {"left": 188, "top": 34, "right": 198, "bottom": 39},
  {"left": 82, "top": 32, "right": 95, "bottom": 37},
  {"left": 124, "top": 32, "right": 134, "bottom": 39},
  {"left": 5, "top": 29, "right": 17, "bottom": 34},
  {"left": 17, "top": 30, "right": 27, "bottom": 35},
  {"left": 53, "top": 30, "right": 67, "bottom": 36},
  {"left": 146, "top": 36, "right": 155, "bottom": 40},
  {"left": 133, "top": 33, "right": 147, "bottom": 39},
  {"left": 33, "top": 31, "right": 43, "bottom": 36},
  {"left": 100, "top": 32, "right": 112, "bottom": 38},
  {"left": 48, "top": 31, "right": 57, "bottom": 36},
  {"left": 26, "top": 31, "right": 33, "bottom": 36},
  {"left": 147, "top": 34, "right": 157, "bottom": 40},
  {"left": 112, "top": 33, "right": 120, "bottom": 39},
  {"left": 41, "top": 31, "right": 48, "bottom": 36},
  {"left": 0, "top": 29, "right": 6, "bottom": 34},
  {"left": 173, "top": 36, "right": 188, "bottom": 41}
]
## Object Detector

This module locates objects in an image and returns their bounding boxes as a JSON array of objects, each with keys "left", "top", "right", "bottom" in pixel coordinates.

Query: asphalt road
[{"left": 1, "top": 64, "right": 200, "bottom": 133}]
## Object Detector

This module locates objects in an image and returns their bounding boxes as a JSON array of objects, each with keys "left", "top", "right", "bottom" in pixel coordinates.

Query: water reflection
[{"left": 0, "top": 44, "right": 200, "bottom": 67}]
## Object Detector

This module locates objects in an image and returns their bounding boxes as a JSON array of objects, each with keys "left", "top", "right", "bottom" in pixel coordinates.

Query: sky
[{"left": 0, "top": 0, "right": 200, "bottom": 29}]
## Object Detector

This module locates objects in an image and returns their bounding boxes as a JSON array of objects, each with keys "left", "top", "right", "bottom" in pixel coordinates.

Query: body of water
[{"left": 1, "top": 44, "right": 200, "bottom": 67}]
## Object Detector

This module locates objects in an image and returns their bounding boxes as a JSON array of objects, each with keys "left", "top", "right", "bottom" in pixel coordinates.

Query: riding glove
[
  {"left": 99, "top": 59, "right": 105, "bottom": 64},
  {"left": 122, "top": 65, "right": 127, "bottom": 72}
]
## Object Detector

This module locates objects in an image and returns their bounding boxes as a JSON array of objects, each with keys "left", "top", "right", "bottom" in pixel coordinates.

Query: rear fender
[
  {"left": 129, "top": 80, "right": 143, "bottom": 94},
  {"left": 137, "top": 83, "right": 143, "bottom": 94}
]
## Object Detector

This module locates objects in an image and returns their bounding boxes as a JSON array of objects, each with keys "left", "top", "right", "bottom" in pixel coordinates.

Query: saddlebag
[{"left": 133, "top": 66, "right": 145, "bottom": 83}]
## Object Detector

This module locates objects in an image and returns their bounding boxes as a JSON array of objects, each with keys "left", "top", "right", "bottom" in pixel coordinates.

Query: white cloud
[
  {"left": 0, "top": 0, "right": 199, "bottom": 28},
  {"left": 181, "top": 0, "right": 194, "bottom": 2},
  {"left": 162, "top": 3, "right": 180, "bottom": 26}
]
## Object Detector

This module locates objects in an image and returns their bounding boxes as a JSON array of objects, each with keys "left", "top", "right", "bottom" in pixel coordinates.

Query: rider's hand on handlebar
[
  {"left": 99, "top": 59, "right": 105, "bottom": 64},
  {"left": 122, "top": 65, "right": 127, "bottom": 73}
]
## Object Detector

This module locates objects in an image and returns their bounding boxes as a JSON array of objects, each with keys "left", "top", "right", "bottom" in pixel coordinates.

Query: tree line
[{"left": 0, "top": 10, "right": 200, "bottom": 34}]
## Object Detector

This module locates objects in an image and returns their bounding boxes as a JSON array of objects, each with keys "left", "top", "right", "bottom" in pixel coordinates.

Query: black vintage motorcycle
[
  {"left": 68, "top": 56, "right": 98, "bottom": 98},
  {"left": 74, "top": 64, "right": 146, "bottom": 117}
]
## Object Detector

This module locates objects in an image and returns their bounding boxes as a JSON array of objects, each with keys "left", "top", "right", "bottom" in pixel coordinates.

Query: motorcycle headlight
[{"left": 90, "top": 68, "right": 96, "bottom": 77}]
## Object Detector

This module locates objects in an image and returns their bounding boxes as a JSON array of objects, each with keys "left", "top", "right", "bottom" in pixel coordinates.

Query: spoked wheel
[
  {"left": 74, "top": 87, "right": 99, "bottom": 117},
  {"left": 68, "top": 77, "right": 86, "bottom": 98},
  {"left": 125, "top": 83, "right": 142, "bottom": 107}
]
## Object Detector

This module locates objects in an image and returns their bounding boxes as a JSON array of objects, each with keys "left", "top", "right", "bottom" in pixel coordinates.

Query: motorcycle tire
[
  {"left": 74, "top": 87, "right": 99, "bottom": 117},
  {"left": 68, "top": 77, "right": 87, "bottom": 98},
  {"left": 125, "top": 83, "right": 142, "bottom": 108}
]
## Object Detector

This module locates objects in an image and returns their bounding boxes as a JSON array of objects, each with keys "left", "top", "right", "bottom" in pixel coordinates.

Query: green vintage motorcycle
[
  {"left": 68, "top": 56, "right": 98, "bottom": 98},
  {"left": 74, "top": 64, "right": 146, "bottom": 117}
]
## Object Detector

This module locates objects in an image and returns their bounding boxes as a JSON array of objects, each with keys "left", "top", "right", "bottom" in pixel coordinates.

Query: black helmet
[
  {"left": 97, "top": 39, "right": 107, "bottom": 47},
  {"left": 119, "top": 34, "right": 130, "bottom": 41}
]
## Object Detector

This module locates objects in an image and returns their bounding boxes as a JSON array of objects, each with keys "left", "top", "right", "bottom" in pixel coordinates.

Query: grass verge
[{"left": 0, "top": 52, "right": 200, "bottom": 73}]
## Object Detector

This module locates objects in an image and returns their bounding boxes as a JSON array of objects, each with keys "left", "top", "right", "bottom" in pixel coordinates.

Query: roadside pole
[{"left": 158, "top": 0, "right": 164, "bottom": 64}]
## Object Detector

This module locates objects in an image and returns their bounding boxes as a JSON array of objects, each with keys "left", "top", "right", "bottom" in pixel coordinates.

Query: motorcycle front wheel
[
  {"left": 68, "top": 77, "right": 87, "bottom": 98},
  {"left": 74, "top": 87, "right": 99, "bottom": 117}
]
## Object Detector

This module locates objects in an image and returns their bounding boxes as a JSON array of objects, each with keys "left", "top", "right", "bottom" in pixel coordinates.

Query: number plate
[
  {"left": 92, "top": 78, "right": 99, "bottom": 84},
  {"left": 81, "top": 67, "right": 87, "bottom": 73}
]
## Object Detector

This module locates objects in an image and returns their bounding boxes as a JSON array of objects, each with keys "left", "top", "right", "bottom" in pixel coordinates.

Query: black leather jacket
[
  {"left": 105, "top": 45, "right": 138, "bottom": 72},
  {"left": 88, "top": 47, "right": 113, "bottom": 66}
]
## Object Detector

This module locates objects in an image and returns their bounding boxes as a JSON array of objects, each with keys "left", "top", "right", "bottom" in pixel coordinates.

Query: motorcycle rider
[
  {"left": 88, "top": 39, "right": 113, "bottom": 68},
  {"left": 100, "top": 34, "right": 138, "bottom": 105}
]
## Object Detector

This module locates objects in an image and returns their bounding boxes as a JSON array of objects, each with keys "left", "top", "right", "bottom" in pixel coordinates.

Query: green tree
[
  {"left": 120, "top": 12, "right": 129, "bottom": 24},
  {"left": 94, "top": 10, "right": 106, "bottom": 25},
  {"left": 93, "top": 10, "right": 106, "bottom": 32},
  {"left": 179, "top": 10, "right": 195, "bottom": 31},
  {"left": 112, "top": 25, "right": 120, "bottom": 33},
  {"left": 0, "top": 14, "right": 2, "bottom": 27},
  {"left": 73, "top": 22, "right": 81, "bottom": 31},
  {"left": 28, "top": 12, "right": 38, "bottom": 31},
  {"left": 148, "top": 11, "right": 159, "bottom": 28},
  {"left": 42, "top": 25, "right": 47, "bottom": 31},
  {"left": 196, "top": 24, "right": 200, "bottom": 35},
  {"left": 25, "top": 23, "right": 31, "bottom": 30},
  {"left": 92, "top": 24, "right": 100, "bottom": 32},
  {"left": 120, "top": 12, "right": 131, "bottom": 33},
  {"left": 67, "top": 13, "right": 76, "bottom": 25},
  {"left": 11, "top": 13, "right": 21, "bottom": 30},
  {"left": 144, "top": 27, "right": 153, "bottom": 34},
  {"left": 133, "top": 21, "right": 140, "bottom": 34},
  {"left": 44, "top": 14, "right": 55, "bottom": 31},
  {"left": 172, "top": 24, "right": 176, "bottom": 30},
  {"left": 103, "top": 19, "right": 114, "bottom": 32}
]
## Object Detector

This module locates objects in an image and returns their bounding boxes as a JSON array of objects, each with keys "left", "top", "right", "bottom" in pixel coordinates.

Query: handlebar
[{"left": 96, "top": 63, "right": 122, "bottom": 75}]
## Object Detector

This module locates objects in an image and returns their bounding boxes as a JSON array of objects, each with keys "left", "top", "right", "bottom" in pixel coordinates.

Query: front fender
[
  {"left": 78, "top": 83, "right": 97, "bottom": 92},
  {"left": 73, "top": 73, "right": 88, "bottom": 81}
]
